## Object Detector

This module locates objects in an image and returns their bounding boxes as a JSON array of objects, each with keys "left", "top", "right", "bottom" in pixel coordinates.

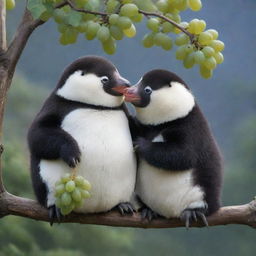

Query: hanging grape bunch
[
  {"left": 54, "top": 173, "right": 91, "bottom": 215},
  {"left": 25, "top": 0, "right": 225, "bottom": 78}
]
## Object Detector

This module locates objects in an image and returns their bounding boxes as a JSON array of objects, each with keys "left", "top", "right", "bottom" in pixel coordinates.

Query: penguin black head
[
  {"left": 56, "top": 56, "right": 130, "bottom": 107},
  {"left": 124, "top": 69, "right": 195, "bottom": 125}
]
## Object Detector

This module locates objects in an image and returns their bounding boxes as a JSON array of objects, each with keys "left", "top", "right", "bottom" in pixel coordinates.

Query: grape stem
[{"left": 138, "top": 10, "right": 195, "bottom": 43}]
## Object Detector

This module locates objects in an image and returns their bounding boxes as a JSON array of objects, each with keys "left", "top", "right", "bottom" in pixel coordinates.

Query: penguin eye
[
  {"left": 101, "top": 76, "right": 109, "bottom": 84},
  {"left": 81, "top": 71, "right": 85, "bottom": 76},
  {"left": 144, "top": 86, "right": 152, "bottom": 94}
]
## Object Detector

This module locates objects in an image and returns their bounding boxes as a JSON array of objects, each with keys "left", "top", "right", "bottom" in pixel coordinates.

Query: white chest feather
[
  {"left": 39, "top": 108, "right": 136, "bottom": 213},
  {"left": 136, "top": 160, "right": 204, "bottom": 218}
]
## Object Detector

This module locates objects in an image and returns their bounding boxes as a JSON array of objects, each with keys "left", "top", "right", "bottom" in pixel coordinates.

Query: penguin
[
  {"left": 27, "top": 56, "right": 137, "bottom": 224},
  {"left": 123, "top": 69, "right": 223, "bottom": 227}
]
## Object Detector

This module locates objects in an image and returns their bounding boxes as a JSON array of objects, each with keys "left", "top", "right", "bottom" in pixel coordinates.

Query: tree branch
[
  {"left": 0, "top": 0, "right": 7, "bottom": 53},
  {"left": 0, "top": 192, "right": 255, "bottom": 228}
]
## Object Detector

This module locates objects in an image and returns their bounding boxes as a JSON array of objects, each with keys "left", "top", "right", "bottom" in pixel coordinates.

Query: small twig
[{"left": 139, "top": 10, "right": 195, "bottom": 43}]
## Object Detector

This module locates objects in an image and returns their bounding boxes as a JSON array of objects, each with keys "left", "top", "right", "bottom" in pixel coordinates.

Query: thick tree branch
[
  {"left": 0, "top": 192, "right": 255, "bottom": 229},
  {"left": 0, "top": 0, "right": 7, "bottom": 53}
]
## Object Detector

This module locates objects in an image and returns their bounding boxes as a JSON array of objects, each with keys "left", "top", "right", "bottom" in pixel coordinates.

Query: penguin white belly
[
  {"left": 136, "top": 160, "right": 204, "bottom": 218},
  {"left": 39, "top": 108, "right": 136, "bottom": 213}
]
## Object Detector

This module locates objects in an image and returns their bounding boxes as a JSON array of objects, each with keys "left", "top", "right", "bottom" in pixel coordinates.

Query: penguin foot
[
  {"left": 141, "top": 207, "right": 159, "bottom": 221},
  {"left": 48, "top": 205, "right": 62, "bottom": 226},
  {"left": 180, "top": 205, "right": 208, "bottom": 229},
  {"left": 116, "top": 202, "right": 136, "bottom": 215}
]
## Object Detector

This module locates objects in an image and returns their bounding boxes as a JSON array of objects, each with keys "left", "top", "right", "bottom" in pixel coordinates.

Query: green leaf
[
  {"left": 67, "top": 11, "right": 82, "bottom": 27},
  {"left": 27, "top": 0, "right": 47, "bottom": 19}
]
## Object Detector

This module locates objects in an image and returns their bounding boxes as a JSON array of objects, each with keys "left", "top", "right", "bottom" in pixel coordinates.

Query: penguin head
[
  {"left": 124, "top": 69, "right": 195, "bottom": 125},
  {"left": 56, "top": 56, "right": 130, "bottom": 107}
]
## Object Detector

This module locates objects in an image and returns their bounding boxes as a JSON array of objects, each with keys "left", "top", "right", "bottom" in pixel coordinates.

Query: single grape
[
  {"left": 86, "top": 21, "right": 100, "bottom": 40},
  {"left": 53, "top": 9, "right": 66, "bottom": 24},
  {"left": 214, "top": 52, "right": 224, "bottom": 64},
  {"left": 207, "top": 29, "right": 219, "bottom": 40},
  {"left": 97, "top": 26, "right": 110, "bottom": 42},
  {"left": 109, "top": 14, "right": 119, "bottom": 25},
  {"left": 175, "top": 34, "right": 189, "bottom": 46},
  {"left": 65, "top": 180, "right": 76, "bottom": 193},
  {"left": 81, "top": 190, "right": 91, "bottom": 199},
  {"left": 200, "top": 65, "right": 213, "bottom": 79},
  {"left": 188, "top": 19, "right": 199, "bottom": 34},
  {"left": 130, "top": 13, "right": 144, "bottom": 23},
  {"left": 102, "top": 37, "right": 117, "bottom": 55},
  {"left": 183, "top": 53, "right": 195, "bottom": 69},
  {"left": 61, "top": 192, "right": 72, "bottom": 206},
  {"left": 123, "top": 24, "right": 136, "bottom": 38},
  {"left": 55, "top": 184, "right": 65, "bottom": 197},
  {"left": 176, "top": 45, "right": 188, "bottom": 60},
  {"left": 198, "top": 31, "right": 213, "bottom": 45},
  {"left": 110, "top": 25, "right": 124, "bottom": 40},
  {"left": 74, "top": 176, "right": 85, "bottom": 186},
  {"left": 60, "top": 205, "right": 74, "bottom": 215},
  {"left": 188, "top": 0, "right": 202, "bottom": 11},
  {"left": 195, "top": 20, "right": 206, "bottom": 34},
  {"left": 175, "top": 0, "right": 188, "bottom": 11},
  {"left": 142, "top": 33, "right": 155, "bottom": 48},
  {"left": 120, "top": 3, "right": 139, "bottom": 17},
  {"left": 72, "top": 188, "right": 82, "bottom": 202},
  {"left": 204, "top": 56, "right": 217, "bottom": 70},
  {"left": 154, "top": 32, "right": 166, "bottom": 46},
  {"left": 161, "top": 36, "right": 173, "bottom": 51},
  {"left": 147, "top": 18, "right": 160, "bottom": 33},
  {"left": 194, "top": 50, "right": 205, "bottom": 64},
  {"left": 75, "top": 0, "right": 89, "bottom": 8},
  {"left": 117, "top": 16, "right": 132, "bottom": 29},
  {"left": 202, "top": 46, "right": 215, "bottom": 57},
  {"left": 210, "top": 40, "right": 225, "bottom": 52},
  {"left": 162, "top": 22, "right": 174, "bottom": 33},
  {"left": 74, "top": 200, "right": 84, "bottom": 209},
  {"left": 6, "top": 0, "right": 15, "bottom": 10},
  {"left": 184, "top": 44, "right": 194, "bottom": 54},
  {"left": 61, "top": 173, "right": 71, "bottom": 184},
  {"left": 77, "top": 22, "right": 88, "bottom": 33},
  {"left": 156, "top": 0, "right": 169, "bottom": 13},
  {"left": 106, "top": 0, "right": 119, "bottom": 12},
  {"left": 81, "top": 179, "right": 92, "bottom": 190}
]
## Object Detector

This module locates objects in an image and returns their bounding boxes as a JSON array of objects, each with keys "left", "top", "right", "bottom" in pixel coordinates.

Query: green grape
[
  {"left": 147, "top": 18, "right": 160, "bottom": 33},
  {"left": 106, "top": 0, "right": 119, "bottom": 12},
  {"left": 86, "top": 21, "right": 100, "bottom": 40},
  {"left": 117, "top": 16, "right": 132, "bottom": 29},
  {"left": 156, "top": 0, "right": 169, "bottom": 13},
  {"left": 53, "top": 9, "right": 66, "bottom": 24},
  {"left": 77, "top": 22, "right": 88, "bottom": 33},
  {"left": 109, "top": 14, "right": 119, "bottom": 25},
  {"left": 174, "top": 22, "right": 189, "bottom": 34},
  {"left": 102, "top": 37, "right": 117, "bottom": 55},
  {"left": 184, "top": 44, "right": 194, "bottom": 54},
  {"left": 161, "top": 36, "right": 173, "bottom": 51},
  {"left": 40, "top": 11, "right": 53, "bottom": 22},
  {"left": 210, "top": 40, "right": 225, "bottom": 52},
  {"left": 55, "top": 198, "right": 62, "bottom": 208},
  {"left": 130, "top": 14, "right": 144, "bottom": 23},
  {"left": 59, "top": 33, "right": 69, "bottom": 45},
  {"left": 65, "top": 29, "right": 78, "bottom": 44},
  {"left": 214, "top": 52, "right": 224, "bottom": 64},
  {"left": 183, "top": 53, "right": 195, "bottom": 69},
  {"left": 175, "top": 34, "right": 189, "bottom": 46},
  {"left": 188, "top": 19, "right": 199, "bottom": 34},
  {"left": 74, "top": 176, "right": 85, "bottom": 186},
  {"left": 154, "top": 32, "right": 166, "bottom": 46},
  {"left": 6, "top": 0, "right": 15, "bottom": 10},
  {"left": 60, "top": 205, "right": 74, "bottom": 215},
  {"left": 188, "top": 0, "right": 202, "bottom": 11},
  {"left": 200, "top": 65, "right": 212, "bottom": 79},
  {"left": 162, "top": 22, "right": 174, "bottom": 33},
  {"left": 61, "top": 173, "right": 71, "bottom": 183},
  {"left": 71, "top": 188, "right": 82, "bottom": 202},
  {"left": 204, "top": 56, "right": 217, "bottom": 70},
  {"left": 123, "top": 24, "right": 137, "bottom": 38},
  {"left": 82, "top": 13, "right": 96, "bottom": 21},
  {"left": 110, "top": 25, "right": 124, "bottom": 40},
  {"left": 198, "top": 31, "right": 213, "bottom": 45},
  {"left": 175, "top": 0, "right": 188, "bottom": 11},
  {"left": 75, "top": 0, "right": 89, "bottom": 8},
  {"left": 207, "top": 29, "right": 219, "bottom": 40},
  {"left": 195, "top": 20, "right": 206, "bottom": 34},
  {"left": 134, "top": 0, "right": 158, "bottom": 12},
  {"left": 142, "top": 33, "right": 155, "bottom": 48},
  {"left": 61, "top": 192, "right": 72, "bottom": 206},
  {"left": 194, "top": 50, "right": 205, "bottom": 64},
  {"left": 81, "top": 190, "right": 91, "bottom": 198},
  {"left": 55, "top": 184, "right": 65, "bottom": 197},
  {"left": 74, "top": 200, "right": 84, "bottom": 209},
  {"left": 176, "top": 45, "right": 188, "bottom": 60},
  {"left": 65, "top": 180, "right": 76, "bottom": 192},
  {"left": 81, "top": 179, "right": 92, "bottom": 190},
  {"left": 120, "top": 4, "right": 139, "bottom": 17},
  {"left": 202, "top": 46, "right": 215, "bottom": 57},
  {"left": 97, "top": 26, "right": 110, "bottom": 42}
]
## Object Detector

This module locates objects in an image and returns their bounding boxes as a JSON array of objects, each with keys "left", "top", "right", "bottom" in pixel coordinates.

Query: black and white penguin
[
  {"left": 27, "top": 56, "right": 137, "bottom": 223},
  {"left": 124, "top": 69, "right": 223, "bottom": 227}
]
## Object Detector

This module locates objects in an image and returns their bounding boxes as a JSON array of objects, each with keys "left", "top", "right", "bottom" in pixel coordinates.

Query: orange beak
[{"left": 123, "top": 87, "right": 141, "bottom": 103}]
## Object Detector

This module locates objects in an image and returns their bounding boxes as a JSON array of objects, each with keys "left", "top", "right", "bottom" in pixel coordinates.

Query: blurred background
[{"left": 1, "top": 0, "right": 256, "bottom": 255}]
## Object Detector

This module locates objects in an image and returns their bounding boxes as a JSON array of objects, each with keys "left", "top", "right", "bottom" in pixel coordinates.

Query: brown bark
[{"left": 0, "top": 192, "right": 256, "bottom": 228}]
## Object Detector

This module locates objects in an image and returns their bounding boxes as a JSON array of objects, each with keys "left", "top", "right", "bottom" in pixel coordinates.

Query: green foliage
[{"left": 24, "top": 0, "right": 225, "bottom": 79}]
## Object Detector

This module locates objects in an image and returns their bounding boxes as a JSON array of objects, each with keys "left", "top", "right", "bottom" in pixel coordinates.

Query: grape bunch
[
  {"left": 54, "top": 173, "right": 91, "bottom": 215},
  {"left": 27, "top": 0, "right": 225, "bottom": 79},
  {"left": 6, "top": 0, "right": 16, "bottom": 10}
]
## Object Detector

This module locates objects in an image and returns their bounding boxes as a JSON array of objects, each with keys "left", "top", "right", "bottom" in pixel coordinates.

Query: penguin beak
[
  {"left": 112, "top": 74, "right": 131, "bottom": 94},
  {"left": 123, "top": 86, "right": 141, "bottom": 104}
]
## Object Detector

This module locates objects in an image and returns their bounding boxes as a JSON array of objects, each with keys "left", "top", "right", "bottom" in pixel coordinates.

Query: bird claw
[
  {"left": 180, "top": 207, "right": 208, "bottom": 229},
  {"left": 116, "top": 202, "right": 136, "bottom": 215},
  {"left": 48, "top": 205, "right": 62, "bottom": 226},
  {"left": 141, "top": 207, "right": 159, "bottom": 221}
]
